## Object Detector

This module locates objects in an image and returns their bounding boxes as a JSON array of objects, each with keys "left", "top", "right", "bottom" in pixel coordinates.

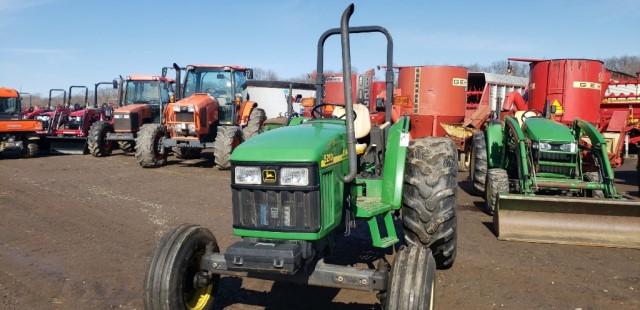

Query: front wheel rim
[{"left": 186, "top": 283, "right": 213, "bottom": 310}]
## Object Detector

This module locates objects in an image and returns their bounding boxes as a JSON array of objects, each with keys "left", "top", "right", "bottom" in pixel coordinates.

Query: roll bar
[
  {"left": 329, "top": 3, "right": 393, "bottom": 182},
  {"left": 48, "top": 89, "right": 67, "bottom": 108},
  {"left": 94, "top": 80, "right": 119, "bottom": 108},
  {"left": 68, "top": 85, "right": 89, "bottom": 107}
]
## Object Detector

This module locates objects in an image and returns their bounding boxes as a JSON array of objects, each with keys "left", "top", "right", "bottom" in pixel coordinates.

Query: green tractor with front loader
[
  {"left": 143, "top": 4, "right": 457, "bottom": 309},
  {"left": 477, "top": 111, "right": 640, "bottom": 248}
]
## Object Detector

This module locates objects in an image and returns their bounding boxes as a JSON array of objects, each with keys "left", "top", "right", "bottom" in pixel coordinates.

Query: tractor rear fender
[
  {"left": 573, "top": 118, "right": 618, "bottom": 196},
  {"left": 382, "top": 116, "right": 410, "bottom": 209},
  {"left": 237, "top": 100, "right": 257, "bottom": 126},
  {"left": 485, "top": 121, "right": 504, "bottom": 169}
]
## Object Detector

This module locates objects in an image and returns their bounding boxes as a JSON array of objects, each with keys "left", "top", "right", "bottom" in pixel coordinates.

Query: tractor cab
[
  {"left": 0, "top": 88, "right": 21, "bottom": 120},
  {"left": 182, "top": 65, "right": 252, "bottom": 125},
  {"left": 120, "top": 75, "right": 174, "bottom": 124}
]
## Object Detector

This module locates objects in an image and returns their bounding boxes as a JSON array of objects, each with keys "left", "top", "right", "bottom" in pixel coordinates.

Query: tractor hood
[
  {"left": 231, "top": 120, "right": 347, "bottom": 163},
  {"left": 115, "top": 103, "right": 150, "bottom": 114},
  {"left": 524, "top": 118, "right": 575, "bottom": 142},
  {"left": 174, "top": 93, "right": 217, "bottom": 109}
]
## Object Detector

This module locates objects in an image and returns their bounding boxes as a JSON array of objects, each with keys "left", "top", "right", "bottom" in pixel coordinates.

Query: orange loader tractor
[
  {"left": 135, "top": 63, "right": 266, "bottom": 169},
  {"left": 0, "top": 87, "right": 43, "bottom": 158}
]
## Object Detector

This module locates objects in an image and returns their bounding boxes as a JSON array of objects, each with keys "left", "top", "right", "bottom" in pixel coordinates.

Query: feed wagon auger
[
  {"left": 143, "top": 4, "right": 457, "bottom": 310},
  {"left": 482, "top": 113, "right": 640, "bottom": 248}
]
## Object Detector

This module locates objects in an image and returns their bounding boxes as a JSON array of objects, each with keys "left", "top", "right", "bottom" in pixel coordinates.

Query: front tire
[
  {"left": 213, "top": 126, "right": 240, "bottom": 170},
  {"left": 383, "top": 245, "right": 436, "bottom": 310},
  {"left": 485, "top": 168, "right": 509, "bottom": 214},
  {"left": 144, "top": 224, "right": 219, "bottom": 310},
  {"left": 135, "top": 124, "right": 167, "bottom": 168},
  {"left": 25, "top": 140, "right": 39, "bottom": 158},
  {"left": 87, "top": 121, "right": 114, "bottom": 157},
  {"left": 402, "top": 137, "right": 458, "bottom": 269},
  {"left": 469, "top": 130, "right": 487, "bottom": 196}
]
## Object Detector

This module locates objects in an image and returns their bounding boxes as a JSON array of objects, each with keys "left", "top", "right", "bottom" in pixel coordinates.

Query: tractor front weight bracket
[{"left": 200, "top": 252, "right": 388, "bottom": 292}]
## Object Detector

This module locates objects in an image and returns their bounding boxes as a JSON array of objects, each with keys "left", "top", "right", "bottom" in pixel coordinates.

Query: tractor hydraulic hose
[{"left": 340, "top": 3, "right": 357, "bottom": 183}]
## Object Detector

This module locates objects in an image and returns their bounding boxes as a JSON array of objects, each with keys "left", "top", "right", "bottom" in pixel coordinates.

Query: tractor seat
[{"left": 333, "top": 104, "right": 371, "bottom": 155}]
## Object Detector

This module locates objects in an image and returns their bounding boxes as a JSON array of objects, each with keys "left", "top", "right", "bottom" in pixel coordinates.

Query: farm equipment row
[{"left": 2, "top": 3, "right": 638, "bottom": 309}]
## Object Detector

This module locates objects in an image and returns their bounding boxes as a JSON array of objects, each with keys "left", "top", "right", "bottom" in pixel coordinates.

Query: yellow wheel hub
[{"left": 186, "top": 283, "right": 213, "bottom": 310}]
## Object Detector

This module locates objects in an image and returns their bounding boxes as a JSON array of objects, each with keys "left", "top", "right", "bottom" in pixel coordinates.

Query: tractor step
[
  {"left": 354, "top": 196, "right": 393, "bottom": 218},
  {"left": 366, "top": 211, "right": 399, "bottom": 248}
]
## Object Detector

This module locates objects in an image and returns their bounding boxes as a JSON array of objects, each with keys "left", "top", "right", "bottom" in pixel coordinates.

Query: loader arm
[
  {"left": 504, "top": 116, "right": 533, "bottom": 193},
  {"left": 573, "top": 118, "right": 618, "bottom": 197}
]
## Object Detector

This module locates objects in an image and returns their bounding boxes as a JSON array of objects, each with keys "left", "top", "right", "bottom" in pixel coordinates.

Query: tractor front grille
[
  {"left": 176, "top": 112, "right": 194, "bottom": 123},
  {"left": 114, "top": 113, "right": 139, "bottom": 132},
  {"left": 232, "top": 189, "right": 320, "bottom": 232},
  {"left": 538, "top": 151, "right": 573, "bottom": 162}
]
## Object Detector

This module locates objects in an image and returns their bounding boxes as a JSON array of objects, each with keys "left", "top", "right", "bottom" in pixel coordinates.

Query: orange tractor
[
  {"left": 87, "top": 75, "right": 174, "bottom": 156},
  {"left": 135, "top": 63, "right": 266, "bottom": 169},
  {"left": 0, "top": 87, "right": 43, "bottom": 157}
]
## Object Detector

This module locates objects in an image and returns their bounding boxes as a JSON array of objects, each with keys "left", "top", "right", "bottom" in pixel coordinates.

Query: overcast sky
[{"left": 1, "top": 0, "right": 638, "bottom": 95}]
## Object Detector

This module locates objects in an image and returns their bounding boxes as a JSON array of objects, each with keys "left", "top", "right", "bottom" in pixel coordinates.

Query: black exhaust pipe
[
  {"left": 339, "top": 4, "right": 357, "bottom": 183},
  {"left": 173, "top": 63, "right": 182, "bottom": 100}
]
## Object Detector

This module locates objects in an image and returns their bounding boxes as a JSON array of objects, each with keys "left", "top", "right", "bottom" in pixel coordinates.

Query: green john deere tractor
[
  {"left": 144, "top": 4, "right": 458, "bottom": 310},
  {"left": 479, "top": 112, "right": 640, "bottom": 248}
]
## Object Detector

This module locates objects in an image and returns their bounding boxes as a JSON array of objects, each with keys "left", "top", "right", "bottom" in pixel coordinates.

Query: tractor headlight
[
  {"left": 235, "top": 166, "right": 261, "bottom": 185},
  {"left": 187, "top": 105, "right": 195, "bottom": 112},
  {"left": 173, "top": 105, "right": 181, "bottom": 112},
  {"left": 123, "top": 114, "right": 130, "bottom": 119},
  {"left": 560, "top": 142, "right": 577, "bottom": 153},
  {"left": 114, "top": 114, "right": 122, "bottom": 119},
  {"left": 533, "top": 142, "right": 552, "bottom": 151},
  {"left": 280, "top": 167, "right": 309, "bottom": 186}
]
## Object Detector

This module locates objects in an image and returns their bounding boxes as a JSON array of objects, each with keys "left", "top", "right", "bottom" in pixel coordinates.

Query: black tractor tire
[
  {"left": 584, "top": 171, "right": 604, "bottom": 198},
  {"left": 25, "top": 140, "right": 39, "bottom": 158},
  {"left": 469, "top": 130, "right": 488, "bottom": 196},
  {"left": 144, "top": 224, "right": 220, "bottom": 310},
  {"left": 242, "top": 107, "right": 266, "bottom": 141},
  {"left": 118, "top": 141, "right": 136, "bottom": 153},
  {"left": 402, "top": 137, "right": 458, "bottom": 269},
  {"left": 486, "top": 168, "right": 509, "bottom": 214},
  {"left": 383, "top": 245, "right": 436, "bottom": 310},
  {"left": 135, "top": 124, "right": 167, "bottom": 168},
  {"left": 87, "top": 121, "right": 114, "bottom": 157},
  {"left": 213, "top": 126, "right": 240, "bottom": 170},
  {"left": 173, "top": 147, "right": 202, "bottom": 160}
]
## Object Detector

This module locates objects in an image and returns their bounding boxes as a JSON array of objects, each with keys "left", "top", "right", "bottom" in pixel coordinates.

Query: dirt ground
[{"left": 0, "top": 151, "right": 638, "bottom": 310}]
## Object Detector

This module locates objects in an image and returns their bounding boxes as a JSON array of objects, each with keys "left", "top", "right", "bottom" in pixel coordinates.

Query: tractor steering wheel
[
  {"left": 521, "top": 110, "right": 542, "bottom": 123},
  {"left": 311, "top": 103, "right": 357, "bottom": 120}
]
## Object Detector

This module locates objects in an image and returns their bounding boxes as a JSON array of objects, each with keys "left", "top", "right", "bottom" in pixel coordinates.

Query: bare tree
[
  {"left": 603, "top": 55, "right": 640, "bottom": 76},
  {"left": 253, "top": 68, "right": 279, "bottom": 81},
  {"left": 466, "top": 61, "right": 528, "bottom": 77}
]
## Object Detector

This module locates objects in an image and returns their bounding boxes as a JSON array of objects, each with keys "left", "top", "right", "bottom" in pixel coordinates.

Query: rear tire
[
  {"left": 118, "top": 141, "right": 135, "bottom": 153},
  {"left": 584, "top": 171, "right": 604, "bottom": 198},
  {"left": 135, "top": 124, "right": 167, "bottom": 168},
  {"left": 173, "top": 147, "right": 202, "bottom": 160},
  {"left": 242, "top": 108, "right": 266, "bottom": 141},
  {"left": 87, "top": 121, "right": 114, "bottom": 157},
  {"left": 213, "top": 126, "right": 240, "bottom": 170},
  {"left": 144, "top": 224, "right": 219, "bottom": 310},
  {"left": 486, "top": 168, "right": 509, "bottom": 214},
  {"left": 469, "top": 130, "right": 487, "bottom": 196},
  {"left": 402, "top": 137, "right": 458, "bottom": 269},
  {"left": 383, "top": 245, "right": 436, "bottom": 310}
]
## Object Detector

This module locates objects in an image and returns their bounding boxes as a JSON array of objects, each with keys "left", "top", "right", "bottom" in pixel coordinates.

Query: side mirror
[
  {"left": 295, "top": 94, "right": 303, "bottom": 103},
  {"left": 112, "top": 79, "right": 119, "bottom": 89},
  {"left": 169, "top": 92, "right": 176, "bottom": 103},
  {"left": 161, "top": 67, "right": 168, "bottom": 77},
  {"left": 246, "top": 68, "right": 254, "bottom": 80}
]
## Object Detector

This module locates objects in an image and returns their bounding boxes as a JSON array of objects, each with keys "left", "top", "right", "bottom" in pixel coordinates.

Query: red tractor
[
  {"left": 135, "top": 63, "right": 266, "bottom": 169},
  {"left": 87, "top": 75, "right": 173, "bottom": 156}
]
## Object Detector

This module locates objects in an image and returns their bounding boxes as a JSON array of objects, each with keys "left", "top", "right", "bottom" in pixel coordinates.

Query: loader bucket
[
  {"left": 494, "top": 194, "right": 640, "bottom": 249},
  {"left": 48, "top": 137, "right": 88, "bottom": 155}
]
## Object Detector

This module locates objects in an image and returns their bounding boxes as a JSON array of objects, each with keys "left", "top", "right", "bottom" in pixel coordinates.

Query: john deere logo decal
[{"left": 262, "top": 170, "right": 276, "bottom": 183}]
